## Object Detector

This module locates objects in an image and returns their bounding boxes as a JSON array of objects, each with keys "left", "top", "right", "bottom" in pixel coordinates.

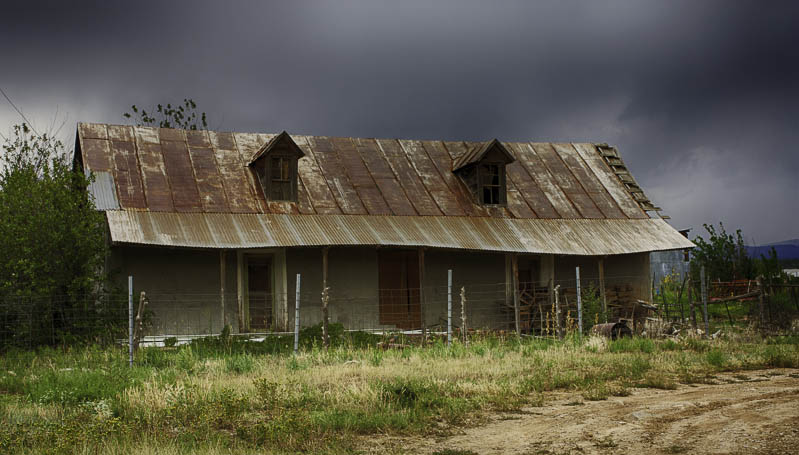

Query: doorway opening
[{"left": 378, "top": 249, "right": 421, "bottom": 329}]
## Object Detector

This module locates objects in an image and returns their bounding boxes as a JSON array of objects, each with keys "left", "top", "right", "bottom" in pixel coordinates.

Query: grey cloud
[{"left": 1, "top": 0, "right": 796, "bottom": 243}]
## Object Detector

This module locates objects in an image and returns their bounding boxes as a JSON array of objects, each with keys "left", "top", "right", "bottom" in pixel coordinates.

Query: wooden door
[
  {"left": 378, "top": 250, "right": 421, "bottom": 329},
  {"left": 247, "top": 257, "right": 272, "bottom": 331}
]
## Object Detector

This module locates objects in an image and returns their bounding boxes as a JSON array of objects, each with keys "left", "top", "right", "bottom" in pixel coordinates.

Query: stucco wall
[
  {"left": 111, "top": 244, "right": 650, "bottom": 336},
  {"left": 110, "top": 246, "right": 237, "bottom": 335}
]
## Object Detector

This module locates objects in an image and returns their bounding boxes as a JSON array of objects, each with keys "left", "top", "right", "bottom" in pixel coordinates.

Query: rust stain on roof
[{"left": 77, "top": 123, "right": 658, "bottom": 222}]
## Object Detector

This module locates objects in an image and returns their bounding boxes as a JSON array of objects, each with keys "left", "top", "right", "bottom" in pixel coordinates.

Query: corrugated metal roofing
[
  {"left": 76, "top": 123, "right": 653, "bottom": 220},
  {"left": 106, "top": 211, "right": 694, "bottom": 255},
  {"left": 87, "top": 171, "right": 120, "bottom": 210}
]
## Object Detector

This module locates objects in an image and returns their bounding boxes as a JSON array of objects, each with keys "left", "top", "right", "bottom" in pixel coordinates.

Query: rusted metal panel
[
  {"left": 87, "top": 171, "right": 120, "bottom": 210},
  {"left": 110, "top": 140, "right": 146, "bottom": 209},
  {"left": 106, "top": 125, "right": 134, "bottom": 142},
  {"left": 186, "top": 130, "right": 211, "bottom": 148},
  {"left": 551, "top": 143, "right": 624, "bottom": 218},
  {"left": 425, "top": 141, "right": 487, "bottom": 217},
  {"left": 79, "top": 123, "right": 107, "bottom": 139},
  {"left": 572, "top": 143, "right": 647, "bottom": 219},
  {"left": 134, "top": 126, "right": 159, "bottom": 144},
  {"left": 376, "top": 139, "right": 441, "bottom": 216},
  {"left": 518, "top": 143, "right": 581, "bottom": 218},
  {"left": 265, "top": 201, "right": 300, "bottom": 215},
  {"left": 161, "top": 140, "right": 202, "bottom": 212},
  {"left": 309, "top": 136, "right": 367, "bottom": 215},
  {"left": 159, "top": 128, "right": 185, "bottom": 143},
  {"left": 82, "top": 138, "right": 113, "bottom": 171},
  {"left": 532, "top": 143, "right": 604, "bottom": 219},
  {"left": 293, "top": 135, "right": 342, "bottom": 215},
  {"left": 187, "top": 146, "right": 229, "bottom": 212},
  {"left": 295, "top": 179, "right": 316, "bottom": 214},
  {"left": 107, "top": 212, "right": 694, "bottom": 254},
  {"left": 399, "top": 140, "right": 465, "bottom": 216},
  {"left": 331, "top": 137, "right": 391, "bottom": 215},
  {"left": 355, "top": 138, "right": 416, "bottom": 216},
  {"left": 208, "top": 131, "right": 236, "bottom": 150},
  {"left": 504, "top": 143, "right": 562, "bottom": 219},
  {"left": 213, "top": 149, "right": 259, "bottom": 213},
  {"left": 233, "top": 133, "right": 265, "bottom": 164},
  {"left": 137, "top": 142, "right": 174, "bottom": 212}
]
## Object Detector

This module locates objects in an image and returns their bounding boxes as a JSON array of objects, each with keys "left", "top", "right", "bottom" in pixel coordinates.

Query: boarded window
[{"left": 378, "top": 250, "right": 421, "bottom": 329}]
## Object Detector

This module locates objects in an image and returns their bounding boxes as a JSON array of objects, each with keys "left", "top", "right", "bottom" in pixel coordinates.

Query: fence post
[
  {"left": 128, "top": 276, "right": 133, "bottom": 368},
  {"left": 700, "top": 266, "right": 709, "bottom": 337},
  {"left": 598, "top": 258, "right": 607, "bottom": 323},
  {"left": 447, "top": 269, "right": 452, "bottom": 347},
  {"left": 554, "top": 284, "right": 562, "bottom": 339},
  {"left": 576, "top": 267, "right": 582, "bottom": 336},
  {"left": 294, "top": 274, "right": 301, "bottom": 354},
  {"left": 757, "top": 276, "right": 765, "bottom": 329},
  {"left": 460, "top": 286, "right": 468, "bottom": 346}
]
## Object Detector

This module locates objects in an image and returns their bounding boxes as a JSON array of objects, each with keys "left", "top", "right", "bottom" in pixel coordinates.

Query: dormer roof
[
  {"left": 248, "top": 130, "right": 304, "bottom": 167},
  {"left": 452, "top": 138, "right": 515, "bottom": 172}
]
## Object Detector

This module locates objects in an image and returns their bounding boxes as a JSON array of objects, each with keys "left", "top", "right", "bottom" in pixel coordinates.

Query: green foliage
[
  {"left": 0, "top": 124, "right": 112, "bottom": 348},
  {"left": 123, "top": 99, "right": 208, "bottom": 130},
  {"left": 691, "top": 222, "right": 754, "bottom": 282}
]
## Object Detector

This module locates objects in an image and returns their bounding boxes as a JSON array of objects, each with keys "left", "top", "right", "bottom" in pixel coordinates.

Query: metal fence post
[
  {"left": 294, "top": 274, "right": 301, "bottom": 354},
  {"left": 701, "top": 266, "right": 709, "bottom": 337},
  {"left": 128, "top": 276, "right": 133, "bottom": 368},
  {"left": 576, "top": 267, "right": 582, "bottom": 335},
  {"left": 447, "top": 269, "right": 452, "bottom": 347}
]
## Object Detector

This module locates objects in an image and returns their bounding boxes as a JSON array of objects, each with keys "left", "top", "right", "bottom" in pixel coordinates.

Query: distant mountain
[{"left": 746, "top": 239, "right": 799, "bottom": 259}]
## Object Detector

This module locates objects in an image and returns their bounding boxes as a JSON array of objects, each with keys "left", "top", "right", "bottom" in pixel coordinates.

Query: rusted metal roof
[
  {"left": 105, "top": 211, "right": 694, "bottom": 255},
  {"left": 76, "top": 123, "right": 654, "bottom": 220}
]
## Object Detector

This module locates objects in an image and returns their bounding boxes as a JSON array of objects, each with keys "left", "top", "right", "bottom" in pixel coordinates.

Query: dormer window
[
  {"left": 452, "top": 139, "right": 514, "bottom": 206},
  {"left": 248, "top": 131, "right": 304, "bottom": 202}
]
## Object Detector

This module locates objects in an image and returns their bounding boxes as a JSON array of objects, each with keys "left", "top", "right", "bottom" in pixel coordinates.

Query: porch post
[
  {"left": 236, "top": 251, "right": 245, "bottom": 332},
  {"left": 220, "top": 250, "right": 226, "bottom": 331},
  {"left": 322, "top": 247, "right": 330, "bottom": 348},
  {"left": 418, "top": 247, "right": 427, "bottom": 344},
  {"left": 598, "top": 257, "right": 607, "bottom": 323}
]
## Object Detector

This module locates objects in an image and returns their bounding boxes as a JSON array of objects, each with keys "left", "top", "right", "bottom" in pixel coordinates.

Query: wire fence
[{"left": 2, "top": 268, "right": 798, "bottom": 352}]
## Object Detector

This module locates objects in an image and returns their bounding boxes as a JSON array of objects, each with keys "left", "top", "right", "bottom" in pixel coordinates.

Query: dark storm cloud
[{"left": 1, "top": 0, "right": 797, "bottom": 243}]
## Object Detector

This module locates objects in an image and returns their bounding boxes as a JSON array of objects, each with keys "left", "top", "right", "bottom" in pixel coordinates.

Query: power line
[{"left": 0, "top": 85, "right": 39, "bottom": 136}]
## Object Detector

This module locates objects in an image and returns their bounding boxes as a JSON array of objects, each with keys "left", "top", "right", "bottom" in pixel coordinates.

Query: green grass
[{"left": 0, "top": 333, "right": 796, "bottom": 454}]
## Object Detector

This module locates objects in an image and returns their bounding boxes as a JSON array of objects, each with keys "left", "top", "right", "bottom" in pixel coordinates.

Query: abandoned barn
[{"left": 74, "top": 122, "right": 693, "bottom": 335}]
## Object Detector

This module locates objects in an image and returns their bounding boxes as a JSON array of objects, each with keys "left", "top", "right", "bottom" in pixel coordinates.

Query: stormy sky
[{"left": 1, "top": 1, "right": 797, "bottom": 244}]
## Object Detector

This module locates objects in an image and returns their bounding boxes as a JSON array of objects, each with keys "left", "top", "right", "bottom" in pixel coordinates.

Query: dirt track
[{"left": 367, "top": 369, "right": 799, "bottom": 455}]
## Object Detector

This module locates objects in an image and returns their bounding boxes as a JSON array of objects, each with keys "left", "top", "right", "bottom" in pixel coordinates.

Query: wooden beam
[
  {"left": 418, "top": 247, "right": 426, "bottom": 344},
  {"left": 322, "top": 247, "right": 329, "bottom": 348},
  {"left": 220, "top": 250, "right": 226, "bottom": 331},
  {"left": 236, "top": 251, "right": 245, "bottom": 332},
  {"left": 598, "top": 257, "right": 607, "bottom": 323}
]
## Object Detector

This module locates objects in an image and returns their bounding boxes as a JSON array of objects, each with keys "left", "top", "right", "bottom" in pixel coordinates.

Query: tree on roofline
[{"left": 123, "top": 98, "right": 208, "bottom": 130}]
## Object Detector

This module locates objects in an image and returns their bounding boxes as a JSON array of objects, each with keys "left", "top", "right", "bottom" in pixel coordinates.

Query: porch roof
[{"left": 106, "top": 211, "right": 693, "bottom": 255}]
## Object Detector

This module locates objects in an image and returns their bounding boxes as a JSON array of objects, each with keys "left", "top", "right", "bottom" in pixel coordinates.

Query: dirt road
[{"left": 367, "top": 369, "right": 799, "bottom": 455}]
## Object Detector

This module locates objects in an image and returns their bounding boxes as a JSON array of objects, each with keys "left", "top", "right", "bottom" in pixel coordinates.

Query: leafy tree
[
  {"left": 0, "top": 123, "right": 110, "bottom": 346},
  {"left": 123, "top": 98, "right": 208, "bottom": 130},
  {"left": 690, "top": 222, "right": 754, "bottom": 282}
]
